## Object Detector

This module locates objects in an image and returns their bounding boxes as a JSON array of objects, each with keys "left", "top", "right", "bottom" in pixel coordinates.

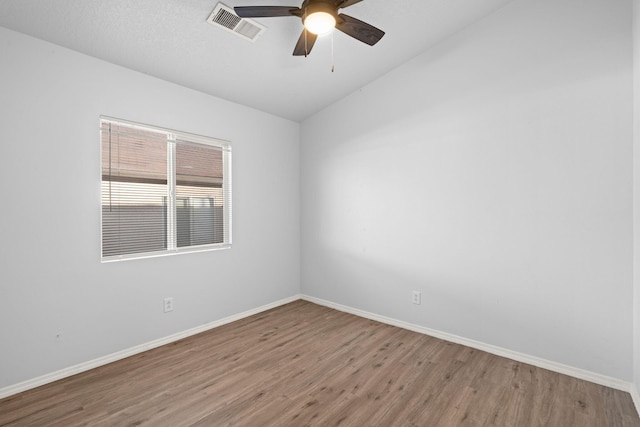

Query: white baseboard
[
  {"left": 631, "top": 383, "right": 640, "bottom": 418},
  {"left": 301, "top": 294, "right": 633, "bottom": 394},
  {"left": 2, "top": 293, "right": 635, "bottom": 407},
  {"left": 0, "top": 295, "right": 301, "bottom": 400}
]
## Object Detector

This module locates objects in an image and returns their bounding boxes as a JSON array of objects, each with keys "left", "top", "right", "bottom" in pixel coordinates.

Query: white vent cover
[{"left": 207, "top": 3, "right": 266, "bottom": 42}]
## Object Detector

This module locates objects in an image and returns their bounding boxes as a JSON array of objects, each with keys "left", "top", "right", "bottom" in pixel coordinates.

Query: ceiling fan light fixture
[{"left": 303, "top": 11, "right": 336, "bottom": 35}]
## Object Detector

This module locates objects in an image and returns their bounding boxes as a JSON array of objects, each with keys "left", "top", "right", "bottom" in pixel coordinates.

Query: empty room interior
[{"left": 2, "top": 0, "right": 640, "bottom": 425}]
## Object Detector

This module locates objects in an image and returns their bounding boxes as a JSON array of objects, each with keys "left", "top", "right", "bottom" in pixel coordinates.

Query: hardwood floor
[{"left": 1, "top": 300, "right": 638, "bottom": 426}]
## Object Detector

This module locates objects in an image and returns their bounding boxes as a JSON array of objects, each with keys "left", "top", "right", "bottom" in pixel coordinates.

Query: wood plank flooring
[{"left": 0, "top": 300, "right": 638, "bottom": 426}]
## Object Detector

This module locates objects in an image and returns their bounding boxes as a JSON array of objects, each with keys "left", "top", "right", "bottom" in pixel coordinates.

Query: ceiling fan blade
[
  {"left": 234, "top": 6, "right": 301, "bottom": 18},
  {"left": 336, "top": 13, "right": 385, "bottom": 46},
  {"left": 293, "top": 29, "right": 318, "bottom": 56},
  {"left": 335, "top": 0, "right": 364, "bottom": 9}
]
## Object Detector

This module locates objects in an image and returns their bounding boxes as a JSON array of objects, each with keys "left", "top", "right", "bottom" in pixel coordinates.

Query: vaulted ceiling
[{"left": 0, "top": 0, "right": 515, "bottom": 121}]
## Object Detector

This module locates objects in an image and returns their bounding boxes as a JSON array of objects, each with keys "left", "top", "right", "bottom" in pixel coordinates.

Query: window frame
[{"left": 100, "top": 116, "right": 232, "bottom": 262}]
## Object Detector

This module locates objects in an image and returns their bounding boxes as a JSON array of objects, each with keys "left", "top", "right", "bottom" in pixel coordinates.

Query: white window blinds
[{"left": 100, "top": 118, "right": 231, "bottom": 261}]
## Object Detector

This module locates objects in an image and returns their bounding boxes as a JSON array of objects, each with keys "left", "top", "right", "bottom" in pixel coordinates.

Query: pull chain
[{"left": 331, "top": 31, "right": 334, "bottom": 72}]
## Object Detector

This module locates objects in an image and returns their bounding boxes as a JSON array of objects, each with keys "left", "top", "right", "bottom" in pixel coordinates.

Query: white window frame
[{"left": 100, "top": 116, "right": 232, "bottom": 262}]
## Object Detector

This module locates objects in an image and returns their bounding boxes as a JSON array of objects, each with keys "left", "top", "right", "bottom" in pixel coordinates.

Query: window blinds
[
  {"left": 175, "top": 140, "right": 225, "bottom": 248},
  {"left": 100, "top": 118, "right": 231, "bottom": 261}
]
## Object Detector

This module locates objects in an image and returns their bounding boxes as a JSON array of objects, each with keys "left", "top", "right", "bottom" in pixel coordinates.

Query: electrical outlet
[
  {"left": 412, "top": 291, "right": 421, "bottom": 305},
  {"left": 163, "top": 297, "right": 174, "bottom": 313}
]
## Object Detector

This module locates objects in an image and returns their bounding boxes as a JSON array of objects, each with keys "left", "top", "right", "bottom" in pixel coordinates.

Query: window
[{"left": 100, "top": 117, "right": 231, "bottom": 261}]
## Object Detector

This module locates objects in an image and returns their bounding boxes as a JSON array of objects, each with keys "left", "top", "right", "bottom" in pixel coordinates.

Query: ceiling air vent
[{"left": 207, "top": 3, "right": 266, "bottom": 42}]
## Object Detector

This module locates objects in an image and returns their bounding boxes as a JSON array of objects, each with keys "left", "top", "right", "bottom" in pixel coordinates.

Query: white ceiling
[{"left": 0, "top": 0, "right": 515, "bottom": 122}]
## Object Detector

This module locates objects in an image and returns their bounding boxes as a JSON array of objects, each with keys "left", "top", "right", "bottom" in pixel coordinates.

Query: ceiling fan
[{"left": 234, "top": 0, "right": 385, "bottom": 57}]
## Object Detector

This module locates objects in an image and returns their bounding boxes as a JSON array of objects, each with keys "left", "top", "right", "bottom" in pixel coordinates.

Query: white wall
[
  {"left": 634, "top": 0, "right": 640, "bottom": 397},
  {"left": 301, "top": 0, "right": 633, "bottom": 381},
  {"left": 0, "top": 27, "right": 300, "bottom": 389}
]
